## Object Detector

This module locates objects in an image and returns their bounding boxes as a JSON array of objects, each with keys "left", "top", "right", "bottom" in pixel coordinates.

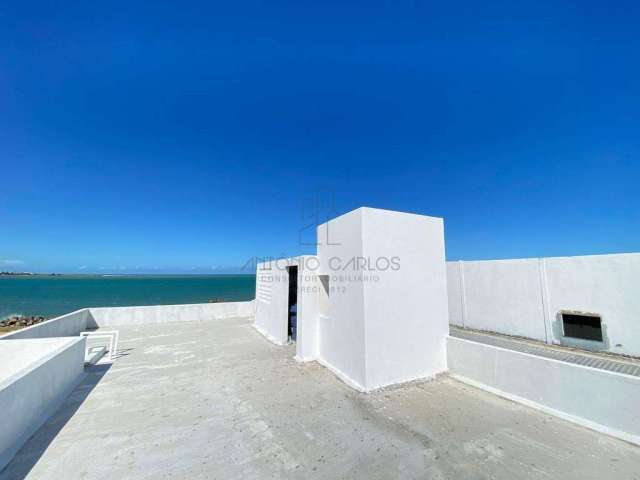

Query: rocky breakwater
[{"left": 0, "top": 315, "right": 47, "bottom": 332}]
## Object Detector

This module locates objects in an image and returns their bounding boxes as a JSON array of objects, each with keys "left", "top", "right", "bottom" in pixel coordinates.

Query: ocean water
[{"left": 0, "top": 275, "right": 256, "bottom": 319}]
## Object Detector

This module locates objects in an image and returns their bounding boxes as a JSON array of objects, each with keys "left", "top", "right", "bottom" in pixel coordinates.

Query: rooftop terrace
[{"left": 3, "top": 316, "right": 639, "bottom": 479}]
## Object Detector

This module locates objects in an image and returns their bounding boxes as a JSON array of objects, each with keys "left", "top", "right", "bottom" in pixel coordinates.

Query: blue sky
[{"left": 1, "top": 1, "right": 638, "bottom": 273}]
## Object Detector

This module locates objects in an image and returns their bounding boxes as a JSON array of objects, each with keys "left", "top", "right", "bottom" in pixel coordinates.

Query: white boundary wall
[
  {"left": 89, "top": 301, "right": 255, "bottom": 327},
  {"left": 0, "top": 337, "right": 86, "bottom": 471},
  {"left": 447, "top": 253, "right": 640, "bottom": 357},
  {"left": 448, "top": 336, "right": 640, "bottom": 445},
  {"left": 0, "top": 302, "right": 256, "bottom": 337},
  {"left": 0, "top": 300, "right": 255, "bottom": 340}
]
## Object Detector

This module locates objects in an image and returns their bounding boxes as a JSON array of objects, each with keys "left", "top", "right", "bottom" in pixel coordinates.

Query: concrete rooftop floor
[{"left": 2, "top": 317, "right": 640, "bottom": 480}]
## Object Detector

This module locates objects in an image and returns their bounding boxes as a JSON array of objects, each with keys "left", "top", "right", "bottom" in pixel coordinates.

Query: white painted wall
[
  {"left": 295, "top": 256, "right": 323, "bottom": 362},
  {"left": 254, "top": 260, "right": 291, "bottom": 345},
  {"left": 447, "top": 253, "right": 640, "bottom": 356},
  {"left": 361, "top": 208, "right": 449, "bottom": 389},
  {"left": 315, "top": 207, "right": 449, "bottom": 391},
  {"left": 0, "top": 309, "right": 90, "bottom": 340},
  {"left": 449, "top": 259, "right": 547, "bottom": 341},
  {"left": 448, "top": 336, "right": 640, "bottom": 446},
  {"left": 0, "top": 337, "right": 86, "bottom": 471},
  {"left": 89, "top": 301, "right": 255, "bottom": 327},
  {"left": 316, "top": 209, "right": 367, "bottom": 390},
  {"left": 253, "top": 255, "right": 323, "bottom": 354},
  {"left": 446, "top": 262, "right": 464, "bottom": 332},
  {"left": 544, "top": 254, "right": 640, "bottom": 355},
  {"left": 0, "top": 302, "right": 256, "bottom": 336}
]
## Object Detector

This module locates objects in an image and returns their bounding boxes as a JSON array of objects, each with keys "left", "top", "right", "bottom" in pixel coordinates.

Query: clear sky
[{"left": 1, "top": 1, "right": 638, "bottom": 273}]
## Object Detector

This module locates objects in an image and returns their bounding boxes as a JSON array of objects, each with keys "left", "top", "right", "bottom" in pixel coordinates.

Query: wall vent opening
[{"left": 561, "top": 313, "right": 603, "bottom": 342}]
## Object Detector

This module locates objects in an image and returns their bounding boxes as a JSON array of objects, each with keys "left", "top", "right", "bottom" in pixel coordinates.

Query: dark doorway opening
[
  {"left": 562, "top": 313, "right": 603, "bottom": 342},
  {"left": 287, "top": 266, "right": 298, "bottom": 342}
]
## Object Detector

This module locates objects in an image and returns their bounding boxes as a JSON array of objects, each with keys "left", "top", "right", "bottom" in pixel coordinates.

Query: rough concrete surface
[{"left": 2, "top": 317, "right": 639, "bottom": 479}]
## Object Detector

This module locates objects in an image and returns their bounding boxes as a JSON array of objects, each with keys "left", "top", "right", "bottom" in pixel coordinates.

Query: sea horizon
[{"left": 0, "top": 274, "right": 256, "bottom": 319}]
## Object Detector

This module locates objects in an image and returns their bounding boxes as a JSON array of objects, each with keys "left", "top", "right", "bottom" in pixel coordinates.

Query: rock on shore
[{"left": 0, "top": 315, "right": 47, "bottom": 329}]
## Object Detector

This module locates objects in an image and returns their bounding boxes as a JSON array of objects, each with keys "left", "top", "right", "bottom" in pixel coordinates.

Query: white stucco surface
[
  {"left": 450, "top": 258, "right": 547, "bottom": 341},
  {"left": 0, "top": 337, "right": 86, "bottom": 471},
  {"left": 447, "top": 253, "right": 640, "bottom": 356},
  {"left": 89, "top": 301, "right": 255, "bottom": 327},
  {"left": 448, "top": 336, "right": 640, "bottom": 445},
  {"left": 313, "top": 207, "right": 449, "bottom": 391},
  {"left": 446, "top": 262, "right": 465, "bottom": 332},
  {"left": 0, "top": 309, "right": 90, "bottom": 340},
  {"left": 253, "top": 255, "right": 326, "bottom": 360},
  {"left": 294, "top": 256, "right": 323, "bottom": 361},
  {"left": 544, "top": 253, "right": 640, "bottom": 355},
  {"left": 360, "top": 208, "right": 449, "bottom": 389},
  {"left": 316, "top": 209, "right": 367, "bottom": 389},
  {"left": 254, "top": 260, "right": 292, "bottom": 345}
]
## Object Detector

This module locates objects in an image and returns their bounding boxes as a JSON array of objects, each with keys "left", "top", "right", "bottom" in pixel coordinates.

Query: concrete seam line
[
  {"left": 459, "top": 261, "right": 467, "bottom": 328},
  {"left": 360, "top": 209, "right": 368, "bottom": 389},
  {"left": 538, "top": 258, "right": 550, "bottom": 344}
]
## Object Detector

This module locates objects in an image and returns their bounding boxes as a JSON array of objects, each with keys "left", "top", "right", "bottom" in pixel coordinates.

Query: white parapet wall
[
  {"left": 0, "top": 301, "right": 256, "bottom": 336},
  {"left": 0, "top": 337, "right": 86, "bottom": 471},
  {"left": 447, "top": 253, "right": 640, "bottom": 357},
  {"left": 0, "top": 309, "right": 91, "bottom": 340},
  {"left": 448, "top": 336, "right": 640, "bottom": 446},
  {"left": 89, "top": 301, "right": 256, "bottom": 327}
]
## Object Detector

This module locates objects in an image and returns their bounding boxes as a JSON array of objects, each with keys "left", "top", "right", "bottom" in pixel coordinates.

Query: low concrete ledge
[
  {"left": 0, "top": 309, "right": 90, "bottom": 340},
  {"left": 88, "top": 300, "right": 256, "bottom": 327},
  {"left": 447, "top": 336, "right": 640, "bottom": 446},
  {"left": 0, "top": 337, "right": 86, "bottom": 471}
]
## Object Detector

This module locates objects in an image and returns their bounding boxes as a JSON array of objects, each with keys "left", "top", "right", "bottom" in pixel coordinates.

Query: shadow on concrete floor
[
  {"left": 0, "top": 363, "right": 111, "bottom": 480},
  {"left": 112, "top": 348, "right": 134, "bottom": 360}
]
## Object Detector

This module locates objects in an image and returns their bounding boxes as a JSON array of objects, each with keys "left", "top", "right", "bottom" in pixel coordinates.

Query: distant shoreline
[{"left": 0, "top": 272, "right": 62, "bottom": 277}]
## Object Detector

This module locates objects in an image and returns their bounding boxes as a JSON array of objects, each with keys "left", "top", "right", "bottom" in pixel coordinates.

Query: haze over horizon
[{"left": 2, "top": 1, "right": 639, "bottom": 274}]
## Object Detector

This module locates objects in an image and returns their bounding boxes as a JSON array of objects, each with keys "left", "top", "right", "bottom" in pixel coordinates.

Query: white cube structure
[
  {"left": 316, "top": 207, "right": 449, "bottom": 391},
  {"left": 254, "top": 207, "right": 450, "bottom": 392}
]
